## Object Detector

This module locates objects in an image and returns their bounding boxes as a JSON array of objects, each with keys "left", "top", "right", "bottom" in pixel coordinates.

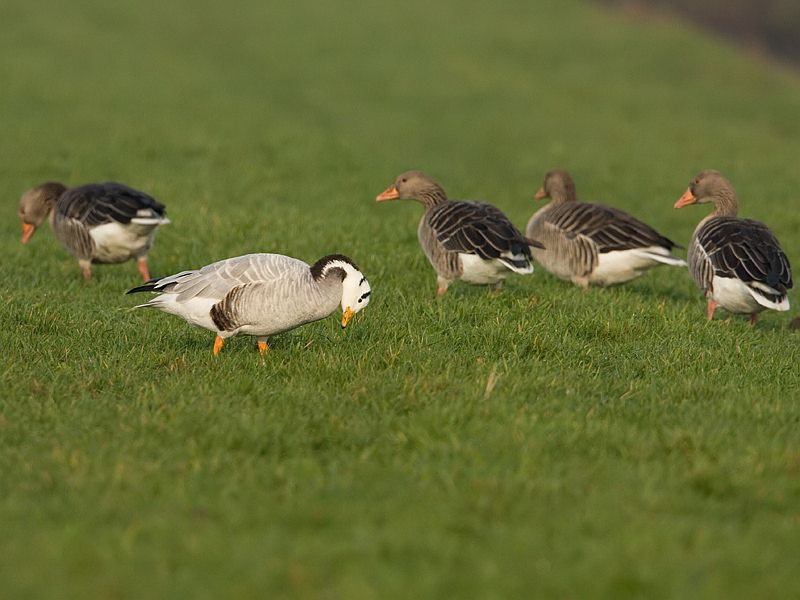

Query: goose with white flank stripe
[
  {"left": 674, "top": 169, "right": 792, "bottom": 324},
  {"left": 128, "top": 253, "right": 371, "bottom": 355},
  {"left": 376, "top": 170, "right": 541, "bottom": 297},
  {"left": 18, "top": 181, "right": 169, "bottom": 281},
  {"left": 526, "top": 170, "right": 686, "bottom": 289}
]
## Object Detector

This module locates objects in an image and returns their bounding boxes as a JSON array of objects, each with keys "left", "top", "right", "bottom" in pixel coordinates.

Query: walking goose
[
  {"left": 526, "top": 170, "right": 686, "bottom": 288},
  {"left": 376, "top": 170, "right": 540, "bottom": 296},
  {"left": 18, "top": 181, "right": 169, "bottom": 281},
  {"left": 674, "top": 169, "right": 792, "bottom": 323},
  {"left": 127, "top": 253, "right": 372, "bottom": 355}
]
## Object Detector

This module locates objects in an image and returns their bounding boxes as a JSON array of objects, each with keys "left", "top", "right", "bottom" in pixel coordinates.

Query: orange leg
[
  {"left": 137, "top": 257, "right": 150, "bottom": 281},
  {"left": 706, "top": 298, "right": 717, "bottom": 321},
  {"left": 436, "top": 277, "right": 449, "bottom": 298},
  {"left": 78, "top": 259, "right": 92, "bottom": 280},
  {"left": 213, "top": 335, "right": 225, "bottom": 356},
  {"left": 257, "top": 339, "right": 269, "bottom": 355}
]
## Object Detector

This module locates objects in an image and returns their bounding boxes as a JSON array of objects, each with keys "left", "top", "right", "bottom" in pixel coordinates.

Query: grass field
[{"left": 2, "top": 0, "right": 800, "bottom": 598}]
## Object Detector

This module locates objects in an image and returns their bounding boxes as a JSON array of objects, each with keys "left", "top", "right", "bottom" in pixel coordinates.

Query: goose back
[
  {"left": 52, "top": 182, "right": 168, "bottom": 263},
  {"left": 134, "top": 253, "right": 340, "bottom": 336},
  {"left": 690, "top": 216, "right": 792, "bottom": 304},
  {"left": 426, "top": 200, "right": 532, "bottom": 269},
  {"left": 527, "top": 197, "right": 683, "bottom": 285}
]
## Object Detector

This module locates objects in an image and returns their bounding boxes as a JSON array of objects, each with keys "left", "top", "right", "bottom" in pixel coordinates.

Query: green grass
[{"left": 2, "top": 0, "right": 800, "bottom": 598}]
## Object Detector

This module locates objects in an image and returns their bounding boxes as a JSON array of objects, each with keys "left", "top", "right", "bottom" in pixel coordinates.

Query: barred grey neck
[
  {"left": 39, "top": 181, "right": 68, "bottom": 211},
  {"left": 546, "top": 171, "right": 577, "bottom": 205},
  {"left": 711, "top": 187, "right": 738, "bottom": 217},
  {"left": 419, "top": 184, "right": 448, "bottom": 209}
]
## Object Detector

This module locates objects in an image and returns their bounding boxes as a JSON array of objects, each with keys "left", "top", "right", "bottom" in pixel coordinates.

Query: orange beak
[
  {"left": 376, "top": 185, "right": 400, "bottom": 202},
  {"left": 534, "top": 187, "right": 547, "bottom": 200},
  {"left": 674, "top": 188, "right": 696, "bottom": 209},
  {"left": 341, "top": 307, "right": 354, "bottom": 328},
  {"left": 21, "top": 222, "right": 36, "bottom": 244}
]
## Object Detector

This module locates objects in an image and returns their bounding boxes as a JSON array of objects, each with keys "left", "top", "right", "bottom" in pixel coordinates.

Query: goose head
[
  {"left": 310, "top": 254, "right": 371, "bottom": 328},
  {"left": 376, "top": 171, "right": 447, "bottom": 207},
  {"left": 675, "top": 170, "right": 737, "bottom": 215},
  {"left": 535, "top": 170, "right": 577, "bottom": 203},
  {"left": 18, "top": 182, "right": 67, "bottom": 244}
]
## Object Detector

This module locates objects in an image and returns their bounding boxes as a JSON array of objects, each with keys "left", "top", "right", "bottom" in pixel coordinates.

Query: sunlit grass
[{"left": 1, "top": 0, "right": 799, "bottom": 598}]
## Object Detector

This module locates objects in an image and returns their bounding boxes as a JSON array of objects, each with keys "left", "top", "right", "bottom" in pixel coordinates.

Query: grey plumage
[
  {"left": 18, "top": 181, "right": 169, "bottom": 280},
  {"left": 527, "top": 169, "right": 686, "bottom": 288},
  {"left": 377, "top": 170, "right": 538, "bottom": 296},
  {"left": 675, "top": 170, "right": 792, "bottom": 322},
  {"left": 128, "top": 253, "right": 372, "bottom": 355}
]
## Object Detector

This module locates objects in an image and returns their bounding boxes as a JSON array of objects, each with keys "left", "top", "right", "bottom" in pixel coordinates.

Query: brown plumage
[
  {"left": 674, "top": 169, "right": 792, "bottom": 323},
  {"left": 376, "top": 170, "right": 540, "bottom": 296},
  {"left": 18, "top": 181, "right": 169, "bottom": 281},
  {"left": 526, "top": 170, "right": 685, "bottom": 288}
]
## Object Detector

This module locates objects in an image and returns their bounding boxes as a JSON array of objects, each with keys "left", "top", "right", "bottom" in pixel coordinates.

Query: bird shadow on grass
[{"left": 620, "top": 275, "right": 697, "bottom": 304}]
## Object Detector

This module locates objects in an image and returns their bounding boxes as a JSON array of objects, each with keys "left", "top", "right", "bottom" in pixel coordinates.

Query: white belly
[
  {"left": 712, "top": 276, "right": 765, "bottom": 314},
  {"left": 589, "top": 248, "right": 677, "bottom": 286},
  {"left": 147, "top": 295, "right": 219, "bottom": 332},
  {"left": 711, "top": 276, "right": 790, "bottom": 314},
  {"left": 458, "top": 254, "right": 509, "bottom": 285},
  {"left": 90, "top": 222, "right": 155, "bottom": 263}
]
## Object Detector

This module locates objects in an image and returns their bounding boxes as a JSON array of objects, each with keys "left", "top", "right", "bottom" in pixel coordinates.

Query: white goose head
[{"left": 310, "top": 254, "right": 371, "bottom": 327}]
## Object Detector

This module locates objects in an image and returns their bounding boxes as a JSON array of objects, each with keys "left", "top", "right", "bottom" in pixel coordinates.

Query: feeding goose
[
  {"left": 127, "top": 253, "right": 371, "bottom": 355},
  {"left": 376, "top": 170, "right": 541, "bottom": 296},
  {"left": 674, "top": 170, "right": 792, "bottom": 323},
  {"left": 18, "top": 181, "right": 169, "bottom": 281},
  {"left": 526, "top": 169, "right": 686, "bottom": 288}
]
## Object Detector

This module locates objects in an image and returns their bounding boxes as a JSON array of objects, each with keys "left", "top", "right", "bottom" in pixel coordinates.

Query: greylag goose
[
  {"left": 18, "top": 181, "right": 169, "bottom": 281},
  {"left": 376, "top": 170, "right": 540, "bottom": 296},
  {"left": 127, "top": 253, "right": 371, "bottom": 355},
  {"left": 526, "top": 170, "right": 686, "bottom": 288},
  {"left": 674, "top": 170, "right": 792, "bottom": 323}
]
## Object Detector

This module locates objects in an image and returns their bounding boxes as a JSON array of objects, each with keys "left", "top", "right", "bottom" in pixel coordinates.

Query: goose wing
[
  {"left": 58, "top": 182, "right": 167, "bottom": 226},
  {"left": 427, "top": 200, "right": 532, "bottom": 262},
  {"left": 545, "top": 202, "right": 677, "bottom": 253},
  {"left": 695, "top": 217, "right": 792, "bottom": 298},
  {"left": 130, "top": 253, "right": 310, "bottom": 302}
]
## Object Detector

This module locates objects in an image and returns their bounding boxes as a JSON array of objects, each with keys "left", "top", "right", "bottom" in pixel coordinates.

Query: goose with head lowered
[
  {"left": 376, "top": 170, "right": 541, "bottom": 297},
  {"left": 526, "top": 169, "right": 686, "bottom": 288},
  {"left": 18, "top": 181, "right": 169, "bottom": 281},
  {"left": 127, "top": 253, "right": 372, "bottom": 355},
  {"left": 674, "top": 169, "right": 792, "bottom": 324}
]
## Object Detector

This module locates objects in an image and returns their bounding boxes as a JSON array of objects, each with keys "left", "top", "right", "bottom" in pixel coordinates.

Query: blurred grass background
[
  {"left": 602, "top": 0, "right": 800, "bottom": 63},
  {"left": 2, "top": 0, "right": 800, "bottom": 598}
]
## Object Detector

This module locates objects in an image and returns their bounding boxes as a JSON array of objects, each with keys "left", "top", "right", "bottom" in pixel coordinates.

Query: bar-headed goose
[
  {"left": 376, "top": 170, "right": 540, "bottom": 296},
  {"left": 128, "top": 253, "right": 371, "bottom": 355},
  {"left": 526, "top": 170, "right": 685, "bottom": 288},
  {"left": 674, "top": 170, "right": 792, "bottom": 323},
  {"left": 18, "top": 181, "right": 169, "bottom": 281}
]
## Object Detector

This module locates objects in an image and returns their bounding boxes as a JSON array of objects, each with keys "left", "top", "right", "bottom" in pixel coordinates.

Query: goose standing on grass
[
  {"left": 526, "top": 170, "right": 686, "bottom": 288},
  {"left": 376, "top": 170, "right": 541, "bottom": 297},
  {"left": 18, "top": 181, "right": 169, "bottom": 281},
  {"left": 127, "top": 253, "right": 372, "bottom": 356},
  {"left": 674, "top": 169, "right": 792, "bottom": 324}
]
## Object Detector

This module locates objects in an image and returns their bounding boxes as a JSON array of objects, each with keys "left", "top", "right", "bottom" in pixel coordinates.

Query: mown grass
[{"left": 2, "top": 0, "right": 800, "bottom": 598}]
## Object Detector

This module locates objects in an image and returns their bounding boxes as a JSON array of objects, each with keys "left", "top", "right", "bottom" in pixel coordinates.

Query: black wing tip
[{"left": 126, "top": 279, "right": 160, "bottom": 294}]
